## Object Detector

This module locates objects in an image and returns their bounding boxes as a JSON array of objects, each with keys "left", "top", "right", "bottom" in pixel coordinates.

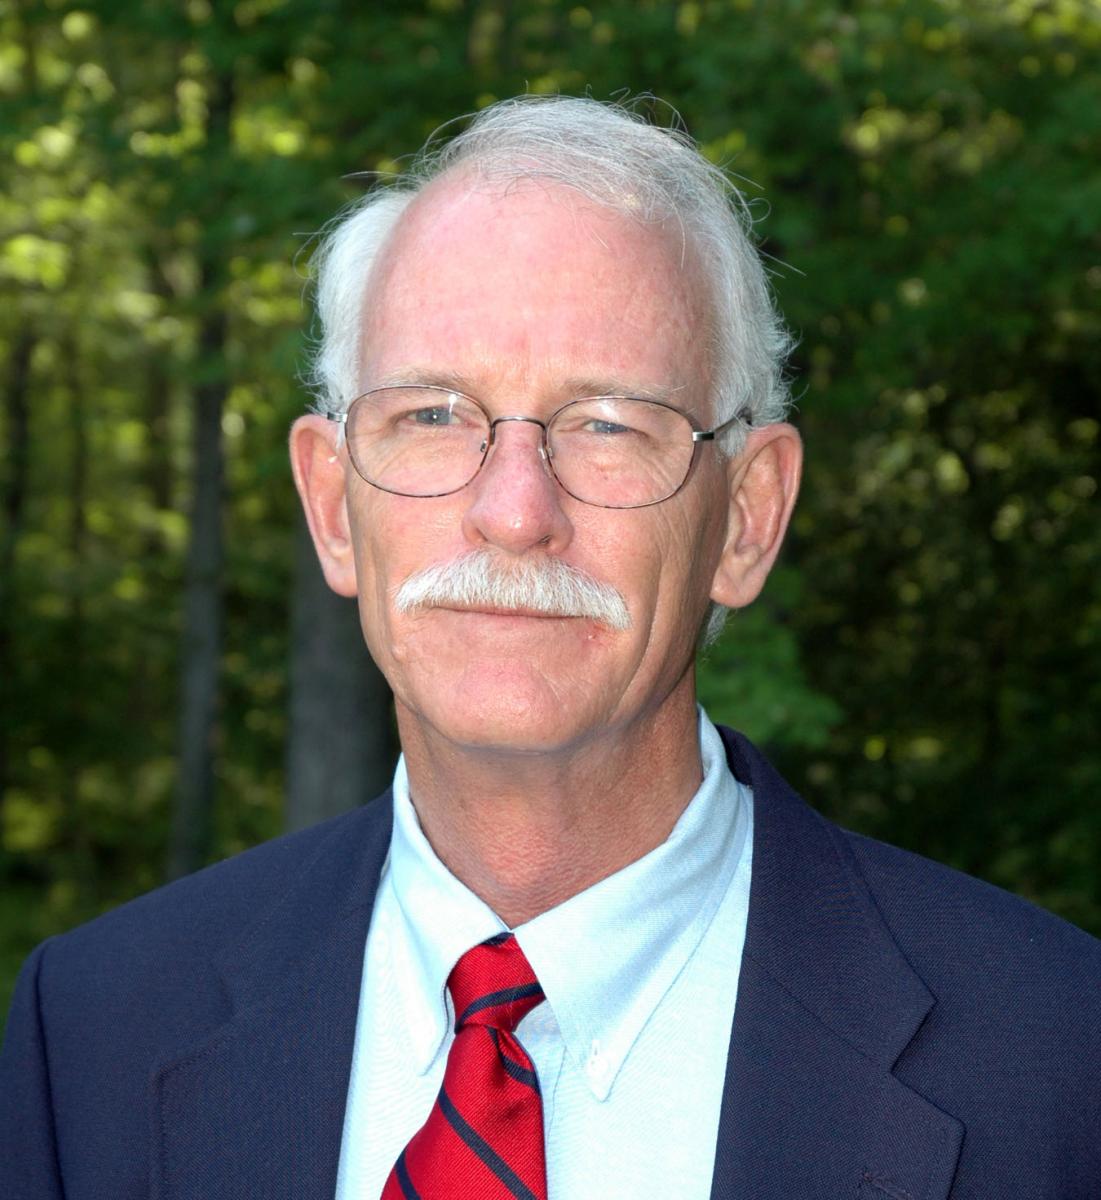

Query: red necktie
[{"left": 382, "top": 932, "right": 548, "bottom": 1200}]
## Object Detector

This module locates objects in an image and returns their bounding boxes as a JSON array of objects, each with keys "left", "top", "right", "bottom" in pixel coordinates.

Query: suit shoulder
[
  {"left": 41, "top": 794, "right": 392, "bottom": 979},
  {"left": 2, "top": 795, "right": 392, "bottom": 1127},
  {"left": 842, "top": 826, "right": 1101, "bottom": 1177},
  {"left": 843, "top": 828, "right": 1101, "bottom": 998}
]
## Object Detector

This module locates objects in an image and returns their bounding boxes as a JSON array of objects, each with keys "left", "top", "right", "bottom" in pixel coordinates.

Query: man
[{"left": 2, "top": 96, "right": 1099, "bottom": 1200}]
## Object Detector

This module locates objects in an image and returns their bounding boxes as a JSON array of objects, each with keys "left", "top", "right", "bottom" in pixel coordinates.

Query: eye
[
  {"left": 584, "top": 418, "right": 633, "bottom": 435},
  {"left": 410, "top": 406, "right": 458, "bottom": 426}
]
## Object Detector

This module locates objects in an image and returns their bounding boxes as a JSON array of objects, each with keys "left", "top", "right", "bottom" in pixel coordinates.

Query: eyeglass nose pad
[{"left": 481, "top": 422, "right": 550, "bottom": 463}]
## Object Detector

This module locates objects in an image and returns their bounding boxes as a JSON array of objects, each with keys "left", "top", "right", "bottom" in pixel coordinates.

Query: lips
[{"left": 438, "top": 604, "right": 576, "bottom": 620}]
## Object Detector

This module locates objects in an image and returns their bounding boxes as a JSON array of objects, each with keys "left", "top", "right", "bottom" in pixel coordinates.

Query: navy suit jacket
[{"left": 3, "top": 728, "right": 1100, "bottom": 1199}]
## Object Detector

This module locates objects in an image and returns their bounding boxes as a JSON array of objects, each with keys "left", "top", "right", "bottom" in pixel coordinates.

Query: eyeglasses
[{"left": 326, "top": 385, "right": 744, "bottom": 510}]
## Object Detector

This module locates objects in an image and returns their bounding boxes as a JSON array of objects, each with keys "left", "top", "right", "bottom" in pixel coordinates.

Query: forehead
[{"left": 360, "top": 175, "right": 712, "bottom": 406}]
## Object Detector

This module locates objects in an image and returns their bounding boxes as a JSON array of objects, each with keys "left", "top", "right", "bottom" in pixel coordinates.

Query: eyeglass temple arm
[
  {"left": 691, "top": 410, "right": 750, "bottom": 443},
  {"left": 323, "top": 409, "right": 348, "bottom": 448}
]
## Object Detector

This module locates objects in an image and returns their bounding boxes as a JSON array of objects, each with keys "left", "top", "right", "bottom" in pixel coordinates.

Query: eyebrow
[
  {"left": 369, "top": 368, "right": 689, "bottom": 408},
  {"left": 559, "top": 376, "right": 686, "bottom": 405},
  {"left": 372, "top": 367, "right": 477, "bottom": 393}
]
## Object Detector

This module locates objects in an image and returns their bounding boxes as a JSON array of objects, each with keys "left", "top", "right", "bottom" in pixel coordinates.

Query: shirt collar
[
  {"left": 386, "top": 710, "right": 751, "bottom": 1100},
  {"left": 386, "top": 753, "right": 508, "bottom": 1073}
]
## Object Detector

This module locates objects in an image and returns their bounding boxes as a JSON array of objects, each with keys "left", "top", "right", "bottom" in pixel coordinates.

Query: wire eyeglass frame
[{"left": 325, "top": 384, "right": 748, "bottom": 510}]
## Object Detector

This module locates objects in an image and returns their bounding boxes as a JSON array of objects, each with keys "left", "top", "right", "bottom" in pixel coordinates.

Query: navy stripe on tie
[
  {"left": 457, "top": 982, "right": 544, "bottom": 1028},
  {"left": 395, "top": 1150, "right": 422, "bottom": 1200},
  {"left": 438, "top": 1087, "right": 539, "bottom": 1200},
  {"left": 489, "top": 1028, "right": 541, "bottom": 1093},
  {"left": 483, "top": 931, "right": 513, "bottom": 946}
]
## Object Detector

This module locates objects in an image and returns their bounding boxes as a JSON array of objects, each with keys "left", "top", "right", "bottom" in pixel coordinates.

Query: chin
[{"left": 413, "top": 663, "right": 608, "bottom": 756}]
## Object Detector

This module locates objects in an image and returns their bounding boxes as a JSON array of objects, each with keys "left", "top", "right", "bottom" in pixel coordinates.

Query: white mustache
[{"left": 393, "top": 549, "right": 631, "bottom": 631}]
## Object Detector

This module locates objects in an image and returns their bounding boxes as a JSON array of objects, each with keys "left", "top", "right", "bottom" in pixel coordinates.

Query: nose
[{"left": 460, "top": 417, "right": 574, "bottom": 556}]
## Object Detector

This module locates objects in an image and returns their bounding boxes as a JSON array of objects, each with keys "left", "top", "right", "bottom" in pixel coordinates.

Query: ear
[
  {"left": 710, "top": 422, "right": 803, "bottom": 610},
  {"left": 289, "top": 414, "right": 359, "bottom": 598}
]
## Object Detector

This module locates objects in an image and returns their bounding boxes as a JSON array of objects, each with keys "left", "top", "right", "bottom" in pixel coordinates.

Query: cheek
[
  {"left": 647, "top": 492, "right": 727, "bottom": 621},
  {"left": 347, "top": 491, "right": 466, "bottom": 646},
  {"left": 572, "top": 500, "right": 718, "bottom": 631}
]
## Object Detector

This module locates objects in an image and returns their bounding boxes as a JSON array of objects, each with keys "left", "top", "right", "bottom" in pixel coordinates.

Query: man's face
[{"left": 343, "top": 176, "right": 732, "bottom": 756}]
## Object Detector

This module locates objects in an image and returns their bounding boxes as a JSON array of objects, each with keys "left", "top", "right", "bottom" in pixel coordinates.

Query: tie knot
[{"left": 447, "top": 933, "right": 545, "bottom": 1034}]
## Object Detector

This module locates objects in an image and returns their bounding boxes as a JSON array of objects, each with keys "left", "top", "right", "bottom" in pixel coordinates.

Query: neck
[{"left": 396, "top": 679, "right": 703, "bottom": 926}]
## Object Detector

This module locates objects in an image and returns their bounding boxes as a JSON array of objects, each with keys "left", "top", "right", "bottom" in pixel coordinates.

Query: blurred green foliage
[{"left": 2, "top": 0, "right": 1099, "bottom": 1018}]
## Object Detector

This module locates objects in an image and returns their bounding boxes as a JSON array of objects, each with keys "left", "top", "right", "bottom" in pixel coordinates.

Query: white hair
[{"left": 305, "top": 95, "right": 796, "bottom": 644}]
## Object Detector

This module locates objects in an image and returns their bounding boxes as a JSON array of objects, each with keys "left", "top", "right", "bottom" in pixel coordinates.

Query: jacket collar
[{"left": 710, "top": 728, "right": 963, "bottom": 1200}]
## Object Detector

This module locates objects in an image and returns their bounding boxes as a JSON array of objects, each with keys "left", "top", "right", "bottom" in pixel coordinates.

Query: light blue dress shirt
[{"left": 335, "top": 711, "right": 753, "bottom": 1199}]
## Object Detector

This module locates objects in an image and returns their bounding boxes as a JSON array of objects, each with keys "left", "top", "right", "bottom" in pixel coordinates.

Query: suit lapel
[
  {"left": 711, "top": 731, "right": 964, "bottom": 1200},
  {"left": 151, "top": 794, "right": 393, "bottom": 1200}
]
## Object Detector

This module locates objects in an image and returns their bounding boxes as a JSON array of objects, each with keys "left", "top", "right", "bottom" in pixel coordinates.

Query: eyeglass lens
[{"left": 345, "top": 387, "right": 698, "bottom": 508}]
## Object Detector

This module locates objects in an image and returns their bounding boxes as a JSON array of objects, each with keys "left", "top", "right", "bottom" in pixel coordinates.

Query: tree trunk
[
  {"left": 285, "top": 513, "right": 397, "bottom": 832},
  {"left": 61, "top": 333, "right": 93, "bottom": 896},
  {"left": 143, "top": 248, "right": 176, "bottom": 541},
  {"left": 166, "top": 67, "right": 234, "bottom": 881},
  {"left": 0, "top": 328, "right": 35, "bottom": 821},
  {"left": 166, "top": 296, "right": 227, "bottom": 880}
]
